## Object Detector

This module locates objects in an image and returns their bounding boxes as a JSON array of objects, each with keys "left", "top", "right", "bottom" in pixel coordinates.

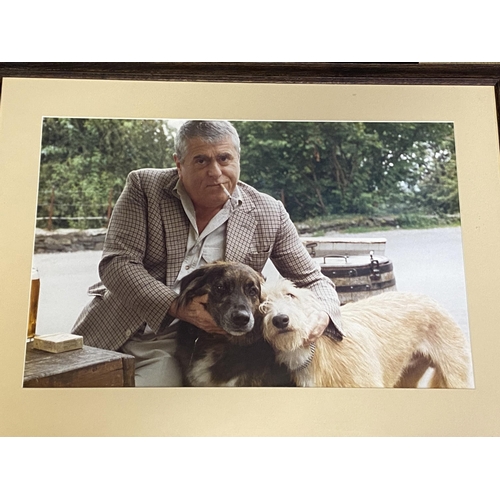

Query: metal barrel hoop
[
  {"left": 318, "top": 251, "right": 397, "bottom": 305},
  {"left": 321, "top": 255, "right": 357, "bottom": 278}
]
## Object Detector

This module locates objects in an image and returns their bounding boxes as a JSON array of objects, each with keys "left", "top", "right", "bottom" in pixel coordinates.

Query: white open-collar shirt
[{"left": 142, "top": 180, "right": 242, "bottom": 337}]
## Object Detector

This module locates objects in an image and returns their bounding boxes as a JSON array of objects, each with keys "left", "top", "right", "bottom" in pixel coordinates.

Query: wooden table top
[{"left": 24, "top": 343, "right": 135, "bottom": 387}]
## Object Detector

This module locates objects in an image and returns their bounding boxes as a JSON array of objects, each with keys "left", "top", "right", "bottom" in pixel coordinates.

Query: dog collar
[{"left": 296, "top": 342, "right": 316, "bottom": 371}]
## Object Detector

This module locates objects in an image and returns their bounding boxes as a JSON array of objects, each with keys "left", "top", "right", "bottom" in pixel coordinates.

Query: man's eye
[{"left": 218, "top": 155, "right": 231, "bottom": 164}]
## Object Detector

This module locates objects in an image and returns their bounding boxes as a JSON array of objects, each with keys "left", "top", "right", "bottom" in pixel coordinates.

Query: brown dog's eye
[{"left": 248, "top": 286, "right": 259, "bottom": 297}]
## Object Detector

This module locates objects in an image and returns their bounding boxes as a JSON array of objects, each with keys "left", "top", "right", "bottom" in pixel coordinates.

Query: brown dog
[
  {"left": 174, "top": 261, "right": 294, "bottom": 387},
  {"left": 261, "top": 279, "right": 473, "bottom": 388}
]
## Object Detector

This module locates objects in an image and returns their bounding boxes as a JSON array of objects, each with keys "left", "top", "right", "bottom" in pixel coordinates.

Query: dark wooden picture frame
[
  {"left": 1, "top": 62, "right": 500, "bottom": 89},
  {"left": 1, "top": 63, "right": 500, "bottom": 437}
]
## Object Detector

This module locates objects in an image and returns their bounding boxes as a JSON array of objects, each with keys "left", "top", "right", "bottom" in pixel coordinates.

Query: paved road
[
  {"left": 329, "top": 226, "right": 470, "bottom": 337},
  {"left": 33, "top": 226, "right": 470, "bottom": 338}
]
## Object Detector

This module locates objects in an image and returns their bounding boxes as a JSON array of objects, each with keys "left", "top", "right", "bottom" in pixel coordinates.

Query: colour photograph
[
  {"left": 26, "top": 117, "right": 473, "bottom": 389},
  {"left": 1, "top": 77, "right": 499, "bottom": 437}
]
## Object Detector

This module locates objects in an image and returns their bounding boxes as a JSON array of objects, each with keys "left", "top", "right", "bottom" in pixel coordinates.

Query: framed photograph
[{"left": 1, "top": 63, "right": 500, "bottom": 436}]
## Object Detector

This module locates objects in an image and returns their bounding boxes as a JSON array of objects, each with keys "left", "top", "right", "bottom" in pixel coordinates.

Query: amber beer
[{"left": 28, "top": 268, "right": 40, "bottom": 340}]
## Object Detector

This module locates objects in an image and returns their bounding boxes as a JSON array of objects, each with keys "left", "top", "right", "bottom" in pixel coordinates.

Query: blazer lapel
[
  {"left": 161, "top": 174, "right": 190, "bottom": 286},
  {"left": 226, "top": 192, "right": 256, "bottom": 263}
]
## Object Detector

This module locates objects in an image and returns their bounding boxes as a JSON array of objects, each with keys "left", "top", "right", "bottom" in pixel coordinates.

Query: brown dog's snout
[
  {"left": 231, "top": 309, "right": 252, "bottom": 327},
  {"left": 272, "top": 313, "right": 290, "bottom": 330}
]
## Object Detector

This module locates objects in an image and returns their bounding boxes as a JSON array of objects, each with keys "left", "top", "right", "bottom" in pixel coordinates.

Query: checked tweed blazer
[{"left": 71, "top": 168, "right": 343, "bottom": 351}]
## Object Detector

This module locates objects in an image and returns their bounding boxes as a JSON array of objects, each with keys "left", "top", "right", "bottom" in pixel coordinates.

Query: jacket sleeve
[
  {"left": 98, "top": 170, "right": 177, "bottom": 332},
  {"left": 270, "top": 201, "right": 344, "bottom": 339}
]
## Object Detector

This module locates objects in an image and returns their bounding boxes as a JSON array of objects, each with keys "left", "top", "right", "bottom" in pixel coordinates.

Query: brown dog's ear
[
  {"left": 259, "top": 276, "right": 271, "bottom": 301},
  {"left": 177, "top": 268, "right": 212, "bottom": 308},
  {"left": 257, "top": 275, "right": 265, "bottom": 301},
  {"left": 254, "top": 271, "right": 265, "bottom": 301}
]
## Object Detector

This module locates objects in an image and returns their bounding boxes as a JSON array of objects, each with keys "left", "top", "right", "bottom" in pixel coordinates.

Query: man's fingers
[
  {"left": 193, "top": 294, "right": 209, "bottom": 303},
  {"left": 192, "top": 294, "right": 209, "bottom": 309},
  {"left": 180, "top": 297, "right": 227, "bottom": 334}
]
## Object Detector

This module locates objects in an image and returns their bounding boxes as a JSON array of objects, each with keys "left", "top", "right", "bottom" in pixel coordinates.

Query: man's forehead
[{"left": 185, "top": 136, "right": 238, "bottom": 156}]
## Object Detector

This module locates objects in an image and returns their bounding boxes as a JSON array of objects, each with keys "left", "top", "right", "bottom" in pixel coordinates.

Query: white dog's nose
[{"left": 272, "top": 314, "right": 289, "bottom": 330}]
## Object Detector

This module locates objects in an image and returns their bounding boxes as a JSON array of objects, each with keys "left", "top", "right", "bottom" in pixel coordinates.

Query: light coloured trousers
[{"left": 119, "top": 330, "right": 183, "bottom": 387}]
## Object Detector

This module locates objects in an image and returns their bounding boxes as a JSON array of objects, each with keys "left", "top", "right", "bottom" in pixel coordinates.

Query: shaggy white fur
[{"left": 261, "top": 280, "right": 474, "bottom": 388}]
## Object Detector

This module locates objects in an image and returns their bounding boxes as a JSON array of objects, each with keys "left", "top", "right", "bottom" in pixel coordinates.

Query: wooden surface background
[{"left": 0, "top": 62, "right": 499, "bottom": 84}]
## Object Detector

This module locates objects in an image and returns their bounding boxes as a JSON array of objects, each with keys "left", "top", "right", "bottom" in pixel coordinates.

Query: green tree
[
  {"left": 234, "top": 120, "right": 457, "bottom": 221},
  {"left": 38, "top": 118, "right": 176, "bottom": 229},
  {"left": 38, "top": 118, "right": 458, "bottom": 228}
]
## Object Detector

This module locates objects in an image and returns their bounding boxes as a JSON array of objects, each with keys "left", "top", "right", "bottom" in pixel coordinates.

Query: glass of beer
[{"left": 28, "top": 268, "right": 40, "bottom": 340}]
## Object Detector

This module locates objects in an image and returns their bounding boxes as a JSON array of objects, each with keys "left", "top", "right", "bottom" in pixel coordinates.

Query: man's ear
[
  {"left": 174, "top": 154, "right": 182, "bottom": 174},
  {"left": 177, "top": 268, "right": 211, "bottom": 308}
]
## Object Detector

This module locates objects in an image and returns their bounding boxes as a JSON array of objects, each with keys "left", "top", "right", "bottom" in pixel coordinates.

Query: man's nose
[{"left": 207, "top": 159, "right": 223, "bottom": 177}]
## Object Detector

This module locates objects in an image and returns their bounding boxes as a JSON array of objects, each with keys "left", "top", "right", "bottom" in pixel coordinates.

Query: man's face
[{"left": 175, "top": 136, "right": 240, "bottom": 211}]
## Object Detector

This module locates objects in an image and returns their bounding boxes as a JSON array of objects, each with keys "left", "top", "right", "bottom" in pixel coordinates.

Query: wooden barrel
[{"left": 318, "top": 253, "right": 397, "bottom": 305}]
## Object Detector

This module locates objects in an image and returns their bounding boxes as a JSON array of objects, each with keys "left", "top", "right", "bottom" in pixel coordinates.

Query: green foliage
[
  {"left": 37, "top": 118, "right": 459, "bottom": 229},
  {"left": 38, "top": 118, "right": 175, "bottom": 228},
  {"left": 234, "top": 121, "right": 458, "bottom": 221}
]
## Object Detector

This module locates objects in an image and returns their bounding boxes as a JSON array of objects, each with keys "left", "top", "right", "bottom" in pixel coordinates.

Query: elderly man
[{"left": 72, "top": 120, "right": 343, "bottom": 386}]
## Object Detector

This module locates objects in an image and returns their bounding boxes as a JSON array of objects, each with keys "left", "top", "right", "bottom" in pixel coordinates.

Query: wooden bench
[{"left": 23, "top": 344, "right": 135, "bottom": 387}]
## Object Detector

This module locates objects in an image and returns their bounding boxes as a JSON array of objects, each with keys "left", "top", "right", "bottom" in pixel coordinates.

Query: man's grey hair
[{"left": 174, "top": 120, "right": 241, "bottom": 162}]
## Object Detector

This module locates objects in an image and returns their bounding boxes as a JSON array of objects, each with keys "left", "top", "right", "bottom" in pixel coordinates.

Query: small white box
[{"left": 32, "top": 333, "right": 84, "bottom": 353}]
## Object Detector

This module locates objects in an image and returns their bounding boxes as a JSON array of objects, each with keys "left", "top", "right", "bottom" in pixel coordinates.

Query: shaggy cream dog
[{"left": 261, "top": 280, "right": 473, "bottom": 388}]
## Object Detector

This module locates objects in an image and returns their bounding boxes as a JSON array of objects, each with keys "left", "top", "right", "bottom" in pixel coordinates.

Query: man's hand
[
  {"left": 168, "top": 295, "right": 226, "bottom": 335},
  {"left": 304, "top": 310, "right": 330, "bottom": 345}
]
